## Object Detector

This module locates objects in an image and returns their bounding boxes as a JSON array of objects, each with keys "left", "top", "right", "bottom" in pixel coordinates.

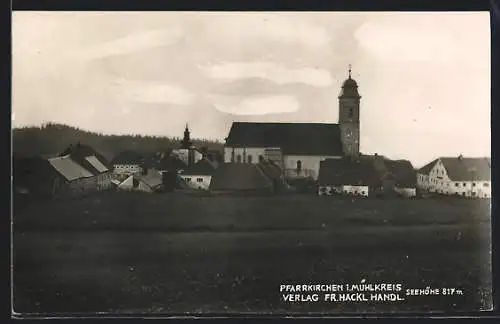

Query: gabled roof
[
  {"left": 440, "top": 157, "right": 491, "bottom": 181},
  {"left": 60, "top": 143, "right": 112, "bottom": 174},
  {"left": 383, "top": 159, "right": 417, "bottom": 187},
  {"left": 181, "top": 158, "right": 217, "bottom": 176},
  {"left": 135, "top": 169, "right": 163, "bottom": 188},
  {"left": 209, "top": 163, "right": 273, "bottom": 191},
  {"left": 84, "top": 155, "right": 109, "bottom": 173},
  {"left": 111, "top": 150, "right": 145, "bottom": 165},
  {"left": 417, "top": 159, "right": 439, "bottom": 175},
  {"left": 48, "top": 154, "right": 94, "bottom": 181},
  {"left": 225, "top": 122, "right": 343, "bottom": 156},
  {"left": 318, "top": 158, "right": 380, "bottom": 186}
]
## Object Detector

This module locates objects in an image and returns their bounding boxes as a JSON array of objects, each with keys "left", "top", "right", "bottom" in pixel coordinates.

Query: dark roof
[
  {"left": 339, "top": 77, "right": 361, "bottom": 98},
  {"left": 318, "top": 158, "right": 380, "bottom": 186},
  {"left": 440, "top": 157, "right": 491, "bottom": 181},
  {"left": 181, "top": 158, "right": 217, "bottom": 176},
  {"left": 13, "top": 156, "right": 61, "bottom": 186},
  {"left": 383, "top": 159, "right": 417, "bottom": 187},
  {"left": 60, "top": 143, "right": 112, "bottom": 174},
  {"left": 417, "top": 159, "right": 439, "bottom": 175},
  {"left": 225, "top": 122, "right": 343, "bottom": 156},
  {"left": 111, "top": 150, "right": 145, "bottom": 165},
  {"left": 156, "top": 154, "right": 187, "bottom": 171},
  {"left": 209, "top": 163, "right": 273, "bottom": 191},
  {"left": 257, "top": 160, "right": 283, "bottom": 181}
]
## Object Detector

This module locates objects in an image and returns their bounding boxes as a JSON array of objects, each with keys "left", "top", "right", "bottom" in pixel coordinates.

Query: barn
[{"left": 59, "top": 143, "right": 113, "bottom": 191}]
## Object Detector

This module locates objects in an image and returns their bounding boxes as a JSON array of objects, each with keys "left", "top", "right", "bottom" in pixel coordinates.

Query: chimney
[
  {"left": 458, "top": 154, "right": 463, "bottom": 161},
  {"left": 188, "top": 146, "right": 195, "bottom": 166},
  {"left": 374, "top": 153, "right": 378, "bottom": 156}
]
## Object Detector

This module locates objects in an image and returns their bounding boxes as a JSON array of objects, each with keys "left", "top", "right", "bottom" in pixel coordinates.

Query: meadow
[{"left": 12, "top": 193, "right": 492, "bottom": 315}]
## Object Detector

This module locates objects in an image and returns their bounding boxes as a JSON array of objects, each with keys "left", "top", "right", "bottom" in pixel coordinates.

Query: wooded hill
[{"left": 13, "top": 123, "right": 224, "bottom": 161}]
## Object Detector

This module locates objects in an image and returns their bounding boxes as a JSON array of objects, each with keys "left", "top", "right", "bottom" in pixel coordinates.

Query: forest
[{"left": 12, "top": 123, "right": 224, "bottom": 161}]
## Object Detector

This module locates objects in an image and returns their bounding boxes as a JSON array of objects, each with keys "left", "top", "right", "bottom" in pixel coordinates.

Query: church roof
[
  {"left": 225, "top": 122, "right": 343, "bottom": 156},
  {"left": 339, "top": 65, "right": 361, "bottom": 98}
]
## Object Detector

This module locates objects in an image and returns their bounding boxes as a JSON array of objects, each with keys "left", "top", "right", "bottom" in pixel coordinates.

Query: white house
[
  {"left": 417, "top": 155, "right": 491, "bottom": 198},
  {"left": 111, "top": 151, "right": 145, "bottom": 176},
  {"left": 223, "top": 67, "right": 362, "bottom": 181},
  {"left": 178, "top": 158, "right": 218, "bottom": 190}
]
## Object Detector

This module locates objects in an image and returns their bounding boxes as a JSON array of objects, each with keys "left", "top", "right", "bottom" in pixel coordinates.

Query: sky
[{"left": 12, "top": 11, "right": 491, "bottom": 167}]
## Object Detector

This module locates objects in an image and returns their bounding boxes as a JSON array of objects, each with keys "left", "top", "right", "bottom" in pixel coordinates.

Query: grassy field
[{"left": 12, "top": 193, "right": 492, "bottom": 315}]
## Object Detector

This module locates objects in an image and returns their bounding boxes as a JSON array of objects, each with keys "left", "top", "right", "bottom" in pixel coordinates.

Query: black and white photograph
[{"left": 11, "top": 11, "right": 492, "bottom": 316}]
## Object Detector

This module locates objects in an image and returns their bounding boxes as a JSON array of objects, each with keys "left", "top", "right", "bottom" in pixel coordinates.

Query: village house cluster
[{"left": 13, "top": 67, "right": 490, "bottom": 199}]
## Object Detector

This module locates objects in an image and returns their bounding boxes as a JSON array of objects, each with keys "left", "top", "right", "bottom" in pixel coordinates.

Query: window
[
  {"left": 185, "top": 178, "right": 191, "bottom": 182},
  {"left": 296, "top": 160, "right": 302, "bottom": 171},
  {"left": 463, "top": 183, "right": 466, "bottom": 187},
  {"left": 258, "top": 155, "right": 264, "bottom": 162},
  {"left": 247, "top": 155, "right": 253, "bottom": 164},
  {"left": 472, "top": 183, "right": 476, "bottom": 187},
  {"left": 236, "top": 154, "right": 242, "bottom": 163},
  {"left": 455, "top": 183, "right": 459, "bottom": 187},
  {"left": 348, "top": 107, "right": 353, "bottom": 118},
  {"left": 231, "top": 150, "right": 235, "bottom": 162},
  {"left": 197, "top": 178, "right": 203, "bottom": 183},
  {"left": 484, "top": 183, "right": 489, "bottom": 187}
]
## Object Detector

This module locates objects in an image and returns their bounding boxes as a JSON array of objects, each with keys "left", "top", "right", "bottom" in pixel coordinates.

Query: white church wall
[
  {"left": 284, "top": 155, "right": 341, "bottom": 180},
  {"left": 223, "top": 147, "right": 267, "bottom": 163}
]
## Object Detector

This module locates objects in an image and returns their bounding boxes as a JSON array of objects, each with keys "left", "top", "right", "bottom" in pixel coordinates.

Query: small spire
[
  {"left": 348, "top": 64, "right": 352, "bottom": 79},
  {"left": 185, "top": 123, "right": 189, "bottom": 130}
]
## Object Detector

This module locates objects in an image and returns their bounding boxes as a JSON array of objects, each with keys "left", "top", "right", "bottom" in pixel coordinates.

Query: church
[{"left": 223, "top": 66, "right": 361, "bottom": 181}]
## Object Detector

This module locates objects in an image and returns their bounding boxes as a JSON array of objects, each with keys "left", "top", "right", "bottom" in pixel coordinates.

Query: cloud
[
  {"left": 108, "top": 79, "right": 195, "bottom": 105},
  {"left": 212, "top": 95, "right": 300, "bottom": 115},
  {"left": 205, "top": 14, "right": 332, "bottom": 49},
  {"left": 201, "top": 62, "right": 333, "bottom": 87},
  {"left": 354, "top": 13, "right": 490, "bottom": 66},
  {"left": 71, "top": 28, "right": 184, "bottom": 60}
]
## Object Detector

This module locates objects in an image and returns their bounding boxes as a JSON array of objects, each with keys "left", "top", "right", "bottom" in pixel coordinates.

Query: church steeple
[
  {"left": 338, "top": 64, "right": 361, "bottom": 157},
  {"left": 181, "top": 123, "right": 193, "bottom": 149}
]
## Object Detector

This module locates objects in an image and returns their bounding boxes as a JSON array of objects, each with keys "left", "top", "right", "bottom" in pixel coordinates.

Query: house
[
  {"left": 60, "top": 143, "right": 113, "bottom": 191},
  {"left": 111, "top": 150, "right": 145, "bottom": 177},
  {"left": 117, "top": 169, "right": 163, "bottom": 193},
  {"left": 209, "top": 163, "right": 274, "bottom": 195},
  {"left": 178, "top": 158, "right": 218, "bottom": 190},
  {"left": 47, "top": 154, "right": 97, "bottom": 196},
  {"left": 417, "top": 155, "right": 491, "bottom": 198},
  {"left": 384, "top": 159, "right": 418, "bottom": 197},
  {"left": 13, "top": 156, "right": 63, "bottom": 199},
  {"left": 318, "top": 155, "right": 417, "bottom": 198},
  {"left": 223, "top": 66, "right": 362, "bottom": 181},
  {"left": 318, "top": 158, "right": 379, "bottom": 197}
]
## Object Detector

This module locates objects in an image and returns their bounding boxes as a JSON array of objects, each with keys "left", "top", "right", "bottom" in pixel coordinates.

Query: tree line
[{"left": 13, "top": 122, "right": 224, "bottom": 161}]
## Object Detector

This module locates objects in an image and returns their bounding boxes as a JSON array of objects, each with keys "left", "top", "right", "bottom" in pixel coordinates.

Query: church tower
[
  {"left": 181, "top": 124, "right": 193, "bottom": 149},
  {"left": 338, "top": 65, "right": 361, "bottom": 157}
]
